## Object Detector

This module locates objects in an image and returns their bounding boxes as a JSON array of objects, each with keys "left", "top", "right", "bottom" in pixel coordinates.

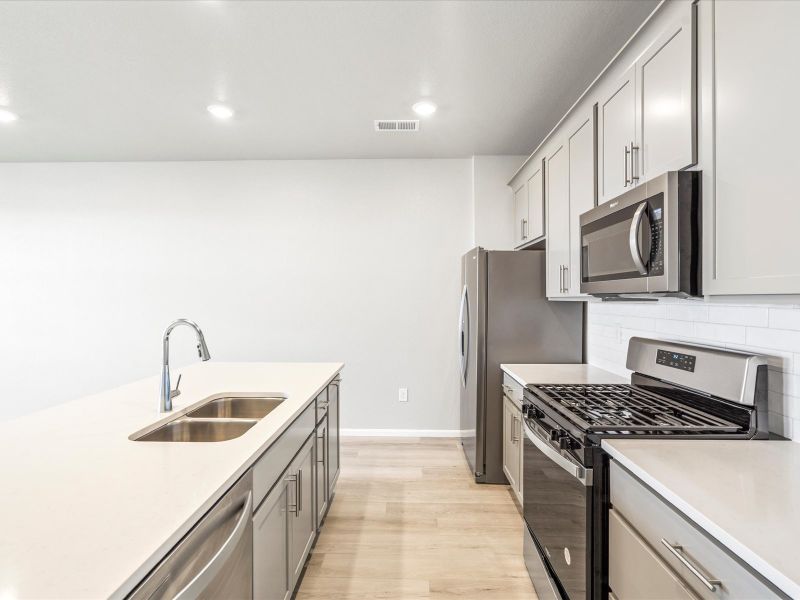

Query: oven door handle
[
  {"left": 629, "top": 202, "right": 651, "bottom": 276},
  {"left": 523, "top": 420, "right": 592, "bottom": 487}
]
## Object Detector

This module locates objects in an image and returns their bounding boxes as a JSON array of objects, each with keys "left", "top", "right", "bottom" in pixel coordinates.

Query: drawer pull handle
[{"left": 660, "top": 539, "right": 721, "bottom": 592}]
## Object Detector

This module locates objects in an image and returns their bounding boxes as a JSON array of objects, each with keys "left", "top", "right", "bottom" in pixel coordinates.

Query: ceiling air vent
[{"left": 374, "top": 119, "right": 419, "bottom": 132}]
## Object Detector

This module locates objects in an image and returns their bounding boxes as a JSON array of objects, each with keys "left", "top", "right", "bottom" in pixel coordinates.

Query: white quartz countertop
[
  {"left": 501, "top": 363, "right": 627, "bottom": 386},
  {"left": 0, "top": 361, "right": 343, "bottom": 600},
  {"left": 602, "top": 439, "right": 800, "bottom": 598}
]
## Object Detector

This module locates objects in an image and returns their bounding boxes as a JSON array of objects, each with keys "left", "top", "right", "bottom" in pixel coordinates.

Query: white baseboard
[{"left": 341, "top": 428, "right": 468, "bottom": 438}]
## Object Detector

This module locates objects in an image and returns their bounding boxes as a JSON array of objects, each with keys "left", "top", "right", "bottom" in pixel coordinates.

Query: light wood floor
[{"left": 296, "top": 437, "right": 538, "bottom": 600}]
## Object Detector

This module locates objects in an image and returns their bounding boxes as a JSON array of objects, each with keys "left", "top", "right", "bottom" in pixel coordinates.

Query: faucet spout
[{"left": 160, "top": 319, "right": 211, "bottom": 413}]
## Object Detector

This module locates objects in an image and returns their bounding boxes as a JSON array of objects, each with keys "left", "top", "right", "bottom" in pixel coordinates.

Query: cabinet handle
[
  {"left": 285, "top": 474, "right": 299, "bottom": 516},
  {"left": 297, "top": 468, "right": 303, "bottom": 514},
  {"left": 520, "top": 218, "right": 525, "bottom": 240},
  {"left": 513, "top": 416, "right": 520, "bottom": 443},
  {"left": 563, "top": 265, "right": 569, "bottom": 294},
  {"left": 660, "top": 539, "right": 721, "bottom": 592},
  {"left": 630, "top": 141, "right": 640, "bottom": 183},
  {"left": 624, "top": 144, "right": 631, "bottom": 187},
  {"left": 523, "top": 218, "right": 528, "bottom": 240},
  {"left": 558, "top": 265, "right": 563, "bottom": 293},
  {"left": 317, "top": 431, "right": 326, "bottom": 464}
]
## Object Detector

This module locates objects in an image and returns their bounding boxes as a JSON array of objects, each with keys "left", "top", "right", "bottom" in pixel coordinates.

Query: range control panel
[{"left": 656, "top": 349, "right": 696, "bottom": 372}]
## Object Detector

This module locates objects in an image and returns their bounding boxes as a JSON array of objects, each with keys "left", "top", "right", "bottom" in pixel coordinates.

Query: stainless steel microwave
[{"left": 579, "top": 171, "right": 701, "bottom": 297}]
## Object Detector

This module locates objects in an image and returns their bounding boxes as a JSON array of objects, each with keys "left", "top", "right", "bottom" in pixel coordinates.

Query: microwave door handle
[{"left": 629, "top": 202, "right": 650, "bottom": 276}]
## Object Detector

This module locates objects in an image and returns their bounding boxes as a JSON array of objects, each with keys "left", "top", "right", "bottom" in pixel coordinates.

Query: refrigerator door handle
[{"left": 459, "top": 284, "right": 470, "bottom": 386}]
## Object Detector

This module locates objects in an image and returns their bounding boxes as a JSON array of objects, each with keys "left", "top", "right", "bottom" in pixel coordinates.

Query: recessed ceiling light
[
  {"left": 206, "top": 104, "right": 234, "bottom": 120},
  {"left": 0, "top": 108, "right": 19, "bottom": 123},
  {"left": 412, "top": 100, "right": 437, "bottom": 117}
]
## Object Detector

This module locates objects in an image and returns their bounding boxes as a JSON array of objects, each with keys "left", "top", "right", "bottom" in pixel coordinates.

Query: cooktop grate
[{"left": 529, "top": 384, "right": 741, "bottom": 433}]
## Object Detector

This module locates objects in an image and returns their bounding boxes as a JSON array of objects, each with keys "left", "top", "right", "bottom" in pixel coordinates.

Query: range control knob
[
  {"left": 559, "top": 436, "right": 574, "bottom": 451},
  {"left": 550, "top": 428, "right": 564, "bottom": 442}
]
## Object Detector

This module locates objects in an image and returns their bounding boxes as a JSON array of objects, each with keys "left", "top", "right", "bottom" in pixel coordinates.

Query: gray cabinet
[
  {"left": 545, "top": 137, "right": 570, "bottom": 298},
  {"left": 253, "top": 478, "right": 291, "bottom": 600},
  {"left": 289, "top": 435, "right": 315, "bottom": 589},
  {"left": 501, "top": 379, "right": 523, "bottom": 506},
  {"left": 328, "top": 379, "right": 340, "bottom": 494},
  {"left": 702, "top": 0, "right": 800, "bottom": 294},
  {"left": 252, "top": 434, "right": 317, "bottom": 599},
  {"left": 610, "top": 461, "right": 784, "bottom": 600},
  {"left": 598, "top": 2, "right": 695, "bottom": 204},
  {"left": 509, "top": 156, "right": 545, "bottom": 248},
  {"left": 315, "top": 415, "right": 329, "bottom": 528}
]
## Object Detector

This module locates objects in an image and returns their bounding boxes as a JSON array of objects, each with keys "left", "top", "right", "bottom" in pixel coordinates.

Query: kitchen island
[{"left": 0, "top": 361, "right": 342, "bottom": 599}]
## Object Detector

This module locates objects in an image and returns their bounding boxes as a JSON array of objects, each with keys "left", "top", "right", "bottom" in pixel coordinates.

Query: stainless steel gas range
[{"left": 521, "top": 337, "right": 769, "bottom": 600}]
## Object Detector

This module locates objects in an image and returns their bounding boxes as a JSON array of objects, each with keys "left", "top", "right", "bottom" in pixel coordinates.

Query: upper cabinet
[
  {"left": 598, "top": 2, "right": 696, "bottom": 204},
  {"left": 598, "top": 65, "right": 637, "bottom": 203},
  {"left": 702, "top": 0, "right": 800, "bottom": 295},
  {"left": 510, "top": 156, "right": 545, "bottom": 248},
  {"left": 547, "top": 106, "right": 597, "bottom": 299}
]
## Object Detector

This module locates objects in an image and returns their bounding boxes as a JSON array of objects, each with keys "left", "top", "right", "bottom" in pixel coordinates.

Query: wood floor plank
[{"left": 295, "top": 437, "right": 537, "bottom": 600}]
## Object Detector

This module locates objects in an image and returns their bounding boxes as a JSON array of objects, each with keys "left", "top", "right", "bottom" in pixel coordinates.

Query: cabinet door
[
  {"left": 315, "top": 416, "right": 328, "bottom": 528},
  {"left": 598, "top": 65, "right": 637, "bottom": 203},
  {"left": 637, "top": 4, "right": 696, "bottom": 181},
  {"left": 567, "top": 108, "right": 596, "bottom": 295},
  {"left": 546, "top": 140, "right": 570, "bottom": 297},
  {"left": 513, "top": 182, "right": 528, "bottom": 247},
  {"left": 253, "top": 479, "right": 291, "bottom": 600},
  {"left": 609, "top": 509, "right": 698, "bottom": 600},
  {"left": 289, "top": 436, "right": 315, "bottom": 589},
  {"left": 526, "top": 160, "right": 545, "bottom": 241},
  {"left": 328, "top": 380, "right": 340, "bottom": 494},
  {"left": 706, "top": 0, "right": 800, "bottom": 294},
  {"left": 501, "top": 397, "right": 513, "bottom": 488}
]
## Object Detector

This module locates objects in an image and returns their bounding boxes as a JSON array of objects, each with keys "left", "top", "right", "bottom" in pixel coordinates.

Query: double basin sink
[{"left": 132, "top": 395, "right": 285, "bottom": 442}]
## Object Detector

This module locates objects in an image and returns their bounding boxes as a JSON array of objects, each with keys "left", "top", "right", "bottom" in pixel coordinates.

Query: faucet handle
[{"left": 170, "top": 374, "right": 182, "bottom": 400}]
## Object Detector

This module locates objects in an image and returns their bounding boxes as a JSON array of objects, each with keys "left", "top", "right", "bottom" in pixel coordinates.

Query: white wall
[
  {"left": 587, "top": 300, "right": 800, "bottom": 441},
  {"left": 470, "top": 155, "right": 525, "bottom": 250},
  {"left": 0, "top": 159, "right": 473, "bottom": 430}
]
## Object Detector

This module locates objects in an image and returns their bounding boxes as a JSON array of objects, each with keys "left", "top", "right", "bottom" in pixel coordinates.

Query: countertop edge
[
  {"left": 109, "top": 366, "right": 343, "bottom": 600},
  {"left": 602, "top": 440, "right": 799, "bottom": 600}
]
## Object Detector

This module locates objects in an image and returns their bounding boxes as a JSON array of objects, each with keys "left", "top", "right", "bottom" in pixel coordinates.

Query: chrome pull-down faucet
[{"left": 160, "top": 319, "right": 211, "bottom": 412}]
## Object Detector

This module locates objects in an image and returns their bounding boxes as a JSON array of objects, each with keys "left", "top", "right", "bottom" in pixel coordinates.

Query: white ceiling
[{"left": 0, "top": 0, "right": 658, "bottom": 161}]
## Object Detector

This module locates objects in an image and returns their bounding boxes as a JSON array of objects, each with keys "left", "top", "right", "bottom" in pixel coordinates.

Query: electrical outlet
[{"left": 399, "top": 387, "right": 408, "bottom": 402}]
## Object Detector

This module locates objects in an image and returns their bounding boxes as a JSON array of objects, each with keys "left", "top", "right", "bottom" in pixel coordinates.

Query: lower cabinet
[
  {"left": 252, "top": 378, "right": 342, "bottom": 600},
  {"left": 315, "top": 415, "right": 329, "bottom": 528},
  {"left": 609, "top": 461, "right": 784, "bottom": 600},
  {"left": 328, "top": 379, "right": 341, "bottom": 494},
  {"left": 253, "top": 478, "right": 291, "bottom": 600},
  {"left": 289, "top": 436, "right": 315, "bottom": 588},
  {"left": 501, "top": 391, "right": 523, "bottom": 505}
]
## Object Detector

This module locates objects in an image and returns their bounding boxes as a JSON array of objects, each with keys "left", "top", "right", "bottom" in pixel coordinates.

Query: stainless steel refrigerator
[{"left": 459, "top": 247, "right": 584, "bottom": 484}]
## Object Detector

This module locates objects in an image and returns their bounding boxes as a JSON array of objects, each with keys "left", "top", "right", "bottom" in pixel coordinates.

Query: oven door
[
  {"left": 579, "top": 183, "right": 665, "bottom": 296},
  {"left": 523, "top": 419, "right": 592, "bottom": 600}
]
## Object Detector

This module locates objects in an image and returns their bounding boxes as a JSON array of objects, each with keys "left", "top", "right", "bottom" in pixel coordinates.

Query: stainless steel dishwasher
[{"left": 128, "top": 472, "right": 253, "bottom": 600}]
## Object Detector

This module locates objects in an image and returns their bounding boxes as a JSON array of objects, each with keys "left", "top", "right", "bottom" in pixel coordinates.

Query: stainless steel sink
[
  {"left": 186, "top": 396, "right": 284, "bottom": 420},
  {"left": 135, "top": 418, "right": 257, "bottom": 442},
  {"left": 131, "top": 394, "right": 287, "bottom": 442}
]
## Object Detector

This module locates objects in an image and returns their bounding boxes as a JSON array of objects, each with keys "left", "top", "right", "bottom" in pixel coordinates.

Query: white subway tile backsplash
[
  {"left": 746, "top": 327, "right": 800, "bottom": 353},
  {"left": 655, "top": 319, "right": 695, "bottom": 337},
  {"left": 587, "top": 300, "right": 800, "bottom": 442},
  {"left": 707, "top": 305, "right": 769, "bottom": 327},
  {"left": 666, "top": 304, "right": 709, "bottom": 322},
  {"left": 769, "top": 308, "right": 800, "bottom": 331},
  {"left": 693, "top": 322, "right": 746, "bottom": 344}
]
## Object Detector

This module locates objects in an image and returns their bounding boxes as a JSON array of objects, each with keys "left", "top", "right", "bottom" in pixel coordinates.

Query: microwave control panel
[{"left": 647, "top": 200, "right": 664, "bottom": 276}]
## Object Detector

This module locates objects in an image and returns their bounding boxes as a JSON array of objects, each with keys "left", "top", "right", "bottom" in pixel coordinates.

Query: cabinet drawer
[
  {"left": 253, "top": 402, "right": 315, "bottom": 509},
  {"left": 610, "top": 462, "right": 784, "bottom": 600},
  {"left": 609, "top": 508, "right": 698, "bottom": 600},
  {"left": 502, "top": 373, "right": 523, "bottom": 409}
]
